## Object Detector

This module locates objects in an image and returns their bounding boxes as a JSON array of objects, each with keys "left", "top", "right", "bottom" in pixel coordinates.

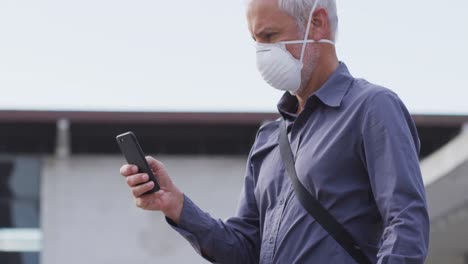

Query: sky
[{"left": 0, "top": 0, "right": 467, "bottom": 114}]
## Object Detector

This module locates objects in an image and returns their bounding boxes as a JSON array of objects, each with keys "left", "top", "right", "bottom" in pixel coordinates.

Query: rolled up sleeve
[{"left": 361, "top": 91, "right": 429, "bottom": 264}]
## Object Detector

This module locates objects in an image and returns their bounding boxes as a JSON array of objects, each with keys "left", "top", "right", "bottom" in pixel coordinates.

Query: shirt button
[
  {"left": 279, "top": 199, "right": 284, "bottom": 205},
  {"left": 269, "top": 237, "right": 274, "bottom": 244}
]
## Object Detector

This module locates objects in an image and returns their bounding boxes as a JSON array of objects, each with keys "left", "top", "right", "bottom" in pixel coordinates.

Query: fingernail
[
  {"left": 147, "top": 181, "right": 154, "bottom": 187},
  {"left": 142, "top": 174, "right": 148, "bottom": 180},
  {"left": 132, "top": 166, "right": 138, "bottom": 173}
]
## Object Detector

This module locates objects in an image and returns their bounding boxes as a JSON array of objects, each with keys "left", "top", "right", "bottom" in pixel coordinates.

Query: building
[{"left": 1, "top": 110, "right": 467, "bottom": 263}]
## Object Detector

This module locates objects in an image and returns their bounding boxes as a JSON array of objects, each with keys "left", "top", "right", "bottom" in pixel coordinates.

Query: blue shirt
[{"left": 168, "top": 63, "right": 429, "bottom": 263}]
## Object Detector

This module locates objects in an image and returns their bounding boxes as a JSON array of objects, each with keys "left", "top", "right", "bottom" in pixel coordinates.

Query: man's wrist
[{"left": 164, "top": 191, "right": 185, "bottom": 225}]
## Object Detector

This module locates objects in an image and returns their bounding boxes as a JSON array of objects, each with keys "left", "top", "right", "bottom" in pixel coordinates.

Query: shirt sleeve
[
  {"left": 361, "top": 91, "right": 430, "bottom": 264},
  {"left": 166, "top": 152, "right": 261, "bottom": 263}
]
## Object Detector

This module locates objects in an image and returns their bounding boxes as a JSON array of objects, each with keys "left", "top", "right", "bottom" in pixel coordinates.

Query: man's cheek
[{"left": 286, "top": 45, "right": 302, "bottom": 60}]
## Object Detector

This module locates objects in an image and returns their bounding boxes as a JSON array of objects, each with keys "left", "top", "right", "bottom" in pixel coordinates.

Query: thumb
[
  {"left": 145, "top": 156, "right": 171, "bottom": 183},
  {"left": 146, "top": 156, "right": 163, "bottom": 172}
]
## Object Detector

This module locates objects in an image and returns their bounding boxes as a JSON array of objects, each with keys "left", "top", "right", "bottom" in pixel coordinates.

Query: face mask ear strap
[
  {"left": 300, "top": 0, "right": 320, "bottom": 62},
  {"left": 317, "top": 39, "right": 335, "bottom": 45}
]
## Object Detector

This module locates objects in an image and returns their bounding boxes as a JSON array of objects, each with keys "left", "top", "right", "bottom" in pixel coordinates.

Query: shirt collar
[{"left": 277, "top": 62, "right": 353, "bottom": 119}]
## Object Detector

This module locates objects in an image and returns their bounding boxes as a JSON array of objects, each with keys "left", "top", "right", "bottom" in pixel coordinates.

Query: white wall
[{"left": 41, "top": 155, "right": 247, "bottom": 264}]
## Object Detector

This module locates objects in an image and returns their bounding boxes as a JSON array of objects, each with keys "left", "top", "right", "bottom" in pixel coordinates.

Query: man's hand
[{"left": 120, "top": 156, "right": 184, "bottom": 225}]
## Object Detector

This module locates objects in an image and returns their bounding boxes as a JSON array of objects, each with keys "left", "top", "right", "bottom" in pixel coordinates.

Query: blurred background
[{"left": 1, "top": 0, "right": 467, "bottom": 263}]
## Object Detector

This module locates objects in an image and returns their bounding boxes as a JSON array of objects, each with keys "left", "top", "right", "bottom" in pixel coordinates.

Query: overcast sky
[{"left": 0, "top": 0, "right": 467, "bottom": 114}]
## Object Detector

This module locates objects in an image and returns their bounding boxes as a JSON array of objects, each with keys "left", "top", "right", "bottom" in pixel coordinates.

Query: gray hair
[{"left": 278, "top": 0, "right": 338, "bottom": 41}]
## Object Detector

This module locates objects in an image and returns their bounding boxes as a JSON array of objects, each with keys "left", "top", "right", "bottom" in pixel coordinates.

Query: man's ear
[{"left": 307, "top": 8, "right": 330, "bottom": 40}]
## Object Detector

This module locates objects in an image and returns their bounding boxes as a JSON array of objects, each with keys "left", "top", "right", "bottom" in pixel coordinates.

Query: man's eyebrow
[
  {"left": 253, "top": 27, "right": 278, "bottom": 41},
  {"left": 255, "top": 27, "right": 277, "bottom": 36}
]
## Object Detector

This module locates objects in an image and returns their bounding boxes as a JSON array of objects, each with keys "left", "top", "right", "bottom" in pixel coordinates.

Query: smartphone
[{"left": 116, "top": 131, "right": 160, "bottom": 194}]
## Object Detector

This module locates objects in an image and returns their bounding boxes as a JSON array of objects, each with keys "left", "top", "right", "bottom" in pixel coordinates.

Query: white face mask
[{"left": 255, "top": 1, "right": 335, "bottom": 95}]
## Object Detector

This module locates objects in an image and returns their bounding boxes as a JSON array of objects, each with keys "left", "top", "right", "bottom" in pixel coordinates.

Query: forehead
[{"left": 246, "top": 0, "right": 296, "bottom": 35}]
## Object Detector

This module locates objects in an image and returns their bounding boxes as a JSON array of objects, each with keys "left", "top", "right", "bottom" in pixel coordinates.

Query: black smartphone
[{"left": 116, "top": 131, "right": 160, "bottom": 194}]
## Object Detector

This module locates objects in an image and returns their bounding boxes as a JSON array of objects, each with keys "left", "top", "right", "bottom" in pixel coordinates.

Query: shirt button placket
[{"left": 269, "top": 197, "right": 288, "bottom": 262}]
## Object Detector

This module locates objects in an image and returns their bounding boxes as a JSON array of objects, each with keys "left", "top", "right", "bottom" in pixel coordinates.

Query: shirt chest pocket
[{"left": 293, "top": 134, "right": 367, "bottom": 201}]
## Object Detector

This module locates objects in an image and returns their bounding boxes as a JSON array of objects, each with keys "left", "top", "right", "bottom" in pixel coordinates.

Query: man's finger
[
  {"left": 120, "top": 164, "right": 137, "bottom": 176},
  {"left": 154, "top": 190, "right": 165, "bottom": 200},
  {"left": 145, "top": 156, "right": 160, "bottom": 172},
  {"left": 135, "top": 197, "right": 144, "bottom": 208},
  {"left": 126, "top": 173, "right": 149, "bottom": 187},
  {"left": 132, "top": 181, "right": 155, "bottom": 198}
]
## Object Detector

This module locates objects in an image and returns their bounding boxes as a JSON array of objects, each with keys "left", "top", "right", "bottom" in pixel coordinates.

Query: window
[{"left": 0, "top": 156, "right": 41, "bottom": 264}]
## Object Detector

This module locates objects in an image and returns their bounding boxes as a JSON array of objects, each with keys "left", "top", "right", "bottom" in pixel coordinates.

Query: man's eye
[{"left": 265, "top": 33, "right": 277, "bottom": 40}]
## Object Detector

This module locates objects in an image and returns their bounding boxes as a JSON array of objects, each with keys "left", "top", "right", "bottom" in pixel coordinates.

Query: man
[{"left": 120, "top": 0, "right": 429, "bottom": 263}]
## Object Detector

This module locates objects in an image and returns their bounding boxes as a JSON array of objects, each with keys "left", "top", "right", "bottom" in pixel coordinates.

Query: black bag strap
[{"left": 278, "top": 119, "right": 372, "bottom": 264}]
